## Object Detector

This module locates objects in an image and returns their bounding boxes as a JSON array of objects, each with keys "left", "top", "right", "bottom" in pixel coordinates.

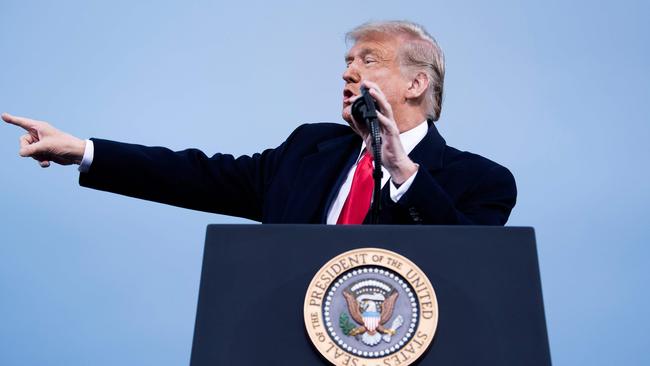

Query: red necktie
[{"left": 337, "top": 152, "right": 373, "bottom": 224}]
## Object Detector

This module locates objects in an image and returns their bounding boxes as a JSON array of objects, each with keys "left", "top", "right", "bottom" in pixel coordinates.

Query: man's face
[{"left": 342, "top": 34, "right": 408, "bottom": 125}]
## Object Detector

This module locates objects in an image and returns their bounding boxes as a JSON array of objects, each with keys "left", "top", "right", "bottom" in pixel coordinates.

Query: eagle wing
[
  {"left": 379, "top": 291, "right": 399, "bottom": 325},
  {"left": 343, "top": 291, "right": 364, "bottom": 325}
]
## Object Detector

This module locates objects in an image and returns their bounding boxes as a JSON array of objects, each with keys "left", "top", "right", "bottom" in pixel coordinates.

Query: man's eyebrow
[{"left": 344, "top": 48, "right": 379, "bottom": 62}]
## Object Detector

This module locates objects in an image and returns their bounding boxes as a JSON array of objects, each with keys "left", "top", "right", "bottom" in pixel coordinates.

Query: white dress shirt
[
  {"left": 78, "top": 120, "right": 429, "bottom": 224},
  {"left": 78, "top": 139, "right": 94, "bottom": 173},
  {"left": 325, "top": 120, "right": 428, "bottom": 224}
]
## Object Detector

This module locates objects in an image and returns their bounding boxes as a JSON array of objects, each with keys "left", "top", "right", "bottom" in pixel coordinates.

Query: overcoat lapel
[
  {"left": 281, "top": 133, "right": 361, "bottom": 223},
  {"left": 408, "top": 121, "right": 446, "bottom": 172}
]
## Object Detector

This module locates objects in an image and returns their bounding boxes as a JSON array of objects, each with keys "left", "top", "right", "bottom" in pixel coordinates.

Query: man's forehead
[{"left": 345, "top": 36, "right": 398, "bottom": 59}]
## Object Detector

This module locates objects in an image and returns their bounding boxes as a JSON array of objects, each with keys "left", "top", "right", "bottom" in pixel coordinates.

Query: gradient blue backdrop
[{"left": 1, "top": 0, "right": 648, "bottom": 365}]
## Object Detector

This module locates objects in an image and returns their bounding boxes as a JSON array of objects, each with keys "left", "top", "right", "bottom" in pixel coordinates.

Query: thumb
[{"left": 19, "top": 141, "right": 46, "bottom": 157}]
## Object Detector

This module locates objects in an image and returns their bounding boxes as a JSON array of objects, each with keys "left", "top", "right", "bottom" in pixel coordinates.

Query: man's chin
[
  {"left": 342, "top": 107, "right": 352, "bottom": 124},
  {"left": 342, "top": 109, "right": 366, "bottom": 137}
]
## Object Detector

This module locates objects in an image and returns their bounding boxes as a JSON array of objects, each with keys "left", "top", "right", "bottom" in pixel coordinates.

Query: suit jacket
[{"left": 79, "top": 122, "right": 517, "bottom": 225}]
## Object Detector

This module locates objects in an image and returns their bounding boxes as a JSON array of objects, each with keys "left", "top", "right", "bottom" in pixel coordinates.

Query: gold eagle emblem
[{"left": 343, "top": 289, "right": 399, "bottom": 339}]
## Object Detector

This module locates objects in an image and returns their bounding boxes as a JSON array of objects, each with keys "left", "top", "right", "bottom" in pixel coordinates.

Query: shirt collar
[{"left": 358, "top": 119, "right": 429, "bottom": 161}]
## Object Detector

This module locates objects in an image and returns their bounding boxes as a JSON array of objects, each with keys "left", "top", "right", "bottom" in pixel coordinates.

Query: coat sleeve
[
  {"left": 78, "top": 128, "right": 302, "bottom": 221},
  {"left": 382, "top": 165, "right": 517, "bottom": 225}
]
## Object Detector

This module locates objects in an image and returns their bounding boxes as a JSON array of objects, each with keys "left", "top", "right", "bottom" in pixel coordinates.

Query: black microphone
[
  {"left": 351, "top": 86, "right": 383, "bottom": 224},
  {"left": 351, "top": 86, "right": 382, "bottom": 154},
  {"left": 351, "top": 86, "right": 378, "bottom": 125}
]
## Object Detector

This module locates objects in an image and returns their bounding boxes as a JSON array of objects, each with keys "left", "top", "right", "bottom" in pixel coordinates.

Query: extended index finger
[{"left": 1, "top": 113, "right": 37, "bottom": 130}]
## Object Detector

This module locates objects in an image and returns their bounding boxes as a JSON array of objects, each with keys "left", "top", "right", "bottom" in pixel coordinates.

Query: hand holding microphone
[
  {"left": 352, "top": 85, "right": 382, "bottom": 175},
  {"left": 349, "top": 81, "right": 418, "bottom": 186}
]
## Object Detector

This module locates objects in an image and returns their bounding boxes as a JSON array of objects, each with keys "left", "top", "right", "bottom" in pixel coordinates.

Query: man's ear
[{"left": 405, "top": 72, "right": 430, "bottom": 101}]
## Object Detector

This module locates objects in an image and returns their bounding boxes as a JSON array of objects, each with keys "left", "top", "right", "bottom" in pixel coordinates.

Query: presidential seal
[{"left": 304, "top": 248, "right": 438, "bottom": 366}]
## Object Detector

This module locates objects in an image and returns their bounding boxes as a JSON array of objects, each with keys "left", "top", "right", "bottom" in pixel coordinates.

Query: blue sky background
[{"left": 1, "top": 0, "right": 648, "bottom": 365}]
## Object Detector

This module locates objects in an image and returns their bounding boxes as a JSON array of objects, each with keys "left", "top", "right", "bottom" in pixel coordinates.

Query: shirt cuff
[
  {"left": 78, "top": 139, "right": 94, "bottom": 173},
  {"left": 389, "top": 169, "right": 418, "bottom": 202}
]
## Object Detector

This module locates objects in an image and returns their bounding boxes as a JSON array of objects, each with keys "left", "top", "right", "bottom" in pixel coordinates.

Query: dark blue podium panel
[{"left": 190, "top": 225, "right": 551, "bottom": 366}]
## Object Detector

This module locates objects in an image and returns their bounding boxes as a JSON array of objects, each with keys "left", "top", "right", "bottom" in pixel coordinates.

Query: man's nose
[{"left": 342, "top": 63, "right": 360, "bottom": 84}]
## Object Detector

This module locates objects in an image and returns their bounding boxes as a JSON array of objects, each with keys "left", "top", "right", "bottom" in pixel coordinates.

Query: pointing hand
[{"left": 2, "top": 113, "right": 85, "bottom": 168}]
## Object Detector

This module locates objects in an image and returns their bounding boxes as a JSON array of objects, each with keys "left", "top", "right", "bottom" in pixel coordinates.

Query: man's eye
[{"left": 364, "top": 58, "right": 377, "bottom": 64}]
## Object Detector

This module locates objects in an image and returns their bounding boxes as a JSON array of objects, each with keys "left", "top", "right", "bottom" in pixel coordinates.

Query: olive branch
[{"left": 339, "top": 312, "right": 356, "bottom": 336}]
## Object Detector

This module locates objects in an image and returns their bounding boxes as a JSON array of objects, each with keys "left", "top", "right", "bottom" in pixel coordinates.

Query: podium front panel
[{"left": 190, "top": 225, "right": 551, "bottom": 366}]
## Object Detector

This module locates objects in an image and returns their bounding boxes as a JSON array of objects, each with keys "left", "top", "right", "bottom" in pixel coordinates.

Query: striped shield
[{"left": 362, "top": 311, "right": 381, "bottom": 332}]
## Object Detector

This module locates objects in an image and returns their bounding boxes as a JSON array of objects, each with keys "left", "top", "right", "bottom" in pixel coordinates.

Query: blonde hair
[{"left": 346, "top": 20, "right": 445, "bottom": 121}]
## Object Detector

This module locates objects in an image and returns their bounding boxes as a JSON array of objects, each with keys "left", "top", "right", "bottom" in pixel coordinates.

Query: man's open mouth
[{"left": 343, "top": 89, "right": 356, "bottom": 105}]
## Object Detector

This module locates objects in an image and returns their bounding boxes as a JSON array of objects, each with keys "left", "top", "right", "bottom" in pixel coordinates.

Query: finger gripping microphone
[
  {"left": 351, "top": 86, "right": 382, "bottom": 161},
  {"left": 351, "top": 86, "right": 378, "bottom": 124},
  {"left": 351, "top": 86, "right": 383, "bottom": 224}
]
